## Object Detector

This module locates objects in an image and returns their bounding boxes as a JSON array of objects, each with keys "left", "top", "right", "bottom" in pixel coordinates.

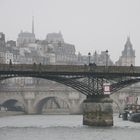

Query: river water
[{"left": 0, "top": 114, "right": 140, "bottom": 140}]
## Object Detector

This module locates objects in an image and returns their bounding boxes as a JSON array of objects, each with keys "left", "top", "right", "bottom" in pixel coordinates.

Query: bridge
[
  {"left": 0, "top": 64, "right": 140, "bottom": 95},
  {"left": 0, "top": 64, "right": 140, "bottom": 126},
  {"left": 0, "top": 85, "right": 84, "bottom": 115}
]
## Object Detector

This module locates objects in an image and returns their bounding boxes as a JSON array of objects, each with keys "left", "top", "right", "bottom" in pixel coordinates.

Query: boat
[
  {"left": 122, "top": 104, "right": 140, "bottom": 122},
  {"left": 129, "top": 113, "right": 140, "bottom": 122}
]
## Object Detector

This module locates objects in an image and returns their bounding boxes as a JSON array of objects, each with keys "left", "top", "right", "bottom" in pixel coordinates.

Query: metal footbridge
[{"left": 0, "top": 64, "right": 140, "bottom": 97}]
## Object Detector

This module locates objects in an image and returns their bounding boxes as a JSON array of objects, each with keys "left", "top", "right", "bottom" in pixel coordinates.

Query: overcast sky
[{"left": 0, "top": 0, "right": 140, "bottom": 65}]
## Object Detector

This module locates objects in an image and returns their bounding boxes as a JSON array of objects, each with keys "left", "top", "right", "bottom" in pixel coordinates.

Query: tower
[
  {"left": 115, "top": 36, "right": 135, "bottom": 66},
  {"left": 0, "top": 32, "right": 5, "bottom": 47},
  {"left": 32, "top": 16, "right": 34, "bottom": 34}
]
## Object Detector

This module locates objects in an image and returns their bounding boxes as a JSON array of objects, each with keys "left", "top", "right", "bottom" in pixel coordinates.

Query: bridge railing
[{"left": 0, "top": 64, "right": 140, "bottom": 75}]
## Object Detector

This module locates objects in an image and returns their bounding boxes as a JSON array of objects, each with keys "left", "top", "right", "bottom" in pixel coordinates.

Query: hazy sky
[{"left": 0, "top": 0, "right": 140, "bottom": 65}]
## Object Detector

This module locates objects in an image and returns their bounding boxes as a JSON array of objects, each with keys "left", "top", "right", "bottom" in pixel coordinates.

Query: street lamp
[
  {"left": 105, "top": 50, "right": 108, "bottom": 67},
  {"left": 88, "top": 52, "right": 91, "bottom": 65}
]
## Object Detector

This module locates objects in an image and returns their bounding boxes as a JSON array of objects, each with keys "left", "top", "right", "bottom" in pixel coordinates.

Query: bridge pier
[
  {"left": 25, "top": 99, "right": 36, "bottom": 114},
  {"left": 24, "top": 92, "right": 36, "bottom": 114},
  {"left": 83, "top": 96, "right": 113, "bottom": 126}
]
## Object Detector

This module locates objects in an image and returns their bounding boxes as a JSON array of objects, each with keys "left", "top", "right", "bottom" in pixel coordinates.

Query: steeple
[
  {"left": 115, "top": 36, "right": 135, "bottom": 66},
  {"left": 125, "top": 36, "right": 132, "bottom": 47},
  {"left": 122, "top": 36, "right": 135, "bottom": 57},
  {"left": 32, "top": 16, "right": 34, "bottom": 34}
]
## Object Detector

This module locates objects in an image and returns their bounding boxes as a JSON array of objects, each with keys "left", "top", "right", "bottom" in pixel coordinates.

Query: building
[
  {"left": 0, "top": 47, "right": 5, "bottom": 64},
  {"left": 0, "top": 32, "right": 5, "bottom": 47},
  {"left": 53, "top": 42, "right": 77, "bottom": 65},
  {"left": 115, "top": 37, "right": 135, "bottom": 66},
  {"left": 5, "top": 51, "right": 13, "bottom": 64},
  {"left": 6, "top": 40, "right": 16, "bottom": 47},
  {"left": 0, "top": 32, "right": 6, "bottom": 63},
  {"left": 77, "top": 51, "right": 113, "bottom": 66},
  {"left": 45, "top": 32, "right": 77, "bottom": 65},
  {"left": 5, "top": 46, "right": 20, "bottom": 64},
  {"left": 18, "top": 47, "right": 44, "bottom": 64},
  {"left": 97, "top": 51, "right": 113, "bottom": 66},
  {"left": 46, "top": 32, "right": 64, "bottom": 44},
  {"left": 17, "top": 31, "right": 36, "bottom": 47},
  {"left": 5, "top": 40, "right": 19, "bottom": 64},
  {"left": 17, "top": 17, "right": 36, "bottom": 47}
]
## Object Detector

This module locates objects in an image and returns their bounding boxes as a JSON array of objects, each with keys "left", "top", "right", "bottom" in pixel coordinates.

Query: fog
[{"left": 0, "top": 0, "right": 140, "bottom": 65}]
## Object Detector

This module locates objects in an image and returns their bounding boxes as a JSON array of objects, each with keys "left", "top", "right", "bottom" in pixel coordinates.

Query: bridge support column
[
  {"left": 24, "top": 92, "right": 36, "bottom": 114},
  {"left": 83, "top": 96, "right": 113, "bottom": 126},
  {"left": 25, "top": 99, "right": 36, "bottom": 114}
]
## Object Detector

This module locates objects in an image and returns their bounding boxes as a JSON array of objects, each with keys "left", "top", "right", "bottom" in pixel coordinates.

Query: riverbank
[{"left": 0, "top": 111, "right": 25, "bottom": 117}]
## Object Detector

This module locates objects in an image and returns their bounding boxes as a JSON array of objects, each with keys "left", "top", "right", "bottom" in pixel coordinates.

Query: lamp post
[
  {"left": 105, "top": 50, "right": 108, "bottom": 67},
  {"left": 88, "top": 52, "right": 91, "bottom": 65},
  {"left": 94, "top": 51, "right": 97, "bottom": 65}
]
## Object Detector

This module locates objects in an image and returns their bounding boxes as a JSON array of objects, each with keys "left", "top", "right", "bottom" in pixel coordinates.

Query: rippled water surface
[{"left": 0, "top": 114, "right": 140, "bottom": 140}]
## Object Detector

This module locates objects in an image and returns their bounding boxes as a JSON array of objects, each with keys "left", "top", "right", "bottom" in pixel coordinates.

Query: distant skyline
[{"left": 0, "top": 0, "right": 140, "bottom": 65}]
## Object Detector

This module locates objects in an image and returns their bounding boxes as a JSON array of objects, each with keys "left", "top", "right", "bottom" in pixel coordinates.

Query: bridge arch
[
  {"left": 0, "top": 76, "right": 87, "bottom": 96},
  {"left": 34, "top": 96, "right": 71, "bottom": 114},
  {"left": 0, "top": 77, "right": 85, "bottom": 114},
  {"left": 1, "top": 99, "right": 26, "bottom": 112}
]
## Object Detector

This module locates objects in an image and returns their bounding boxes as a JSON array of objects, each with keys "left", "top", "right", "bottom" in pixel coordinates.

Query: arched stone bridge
[{"left": 0, "top": 87, "right": 84, "bottom": 114}]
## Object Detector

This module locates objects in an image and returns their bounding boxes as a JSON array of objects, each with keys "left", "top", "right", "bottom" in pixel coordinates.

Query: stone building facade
[
  {"left": 77, "top": 51, "right": 114, "bottom": 66},
  {"left": 17, "top": 31, "right": 36, "bottom": 47},
  {"left": 45, "top": 32, "right": 77, "bottom": 65}
]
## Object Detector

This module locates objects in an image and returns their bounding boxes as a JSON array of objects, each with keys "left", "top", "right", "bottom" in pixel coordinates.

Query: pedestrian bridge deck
[{"left": 0, "top": 64, "right": 140, "bottom": 77}]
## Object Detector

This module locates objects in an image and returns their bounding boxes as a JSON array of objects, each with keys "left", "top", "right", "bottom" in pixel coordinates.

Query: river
[{"left": 0, "top": 114, "right": 140, "bottom": 140}]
